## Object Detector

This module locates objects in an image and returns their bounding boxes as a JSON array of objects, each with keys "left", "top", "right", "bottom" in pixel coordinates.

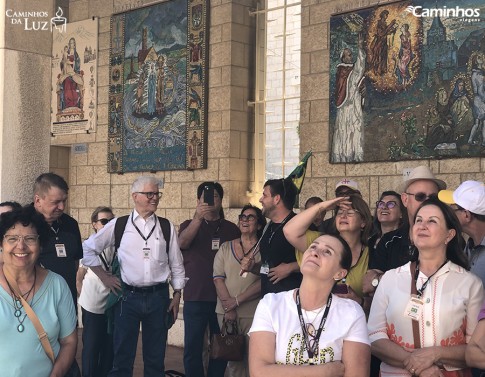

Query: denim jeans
[
  {"left": 81, "top": 308, "right": 114, "bottom": 377},
  {"left": 108, "top": 287, "right": 170, "bottom": 377},
  {"left": 183, "top": 301, "right": 227, "bottom": 377}
]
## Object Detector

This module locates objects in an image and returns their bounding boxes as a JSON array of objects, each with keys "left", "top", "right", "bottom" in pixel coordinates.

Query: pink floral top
[{"left": 368, "top": 261, "right": 484, "bottom": 376}]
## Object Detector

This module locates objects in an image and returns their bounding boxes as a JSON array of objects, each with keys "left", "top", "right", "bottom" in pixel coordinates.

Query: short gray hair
[{"left": 131, "top": 176, "right": 162, "bottom": 193}]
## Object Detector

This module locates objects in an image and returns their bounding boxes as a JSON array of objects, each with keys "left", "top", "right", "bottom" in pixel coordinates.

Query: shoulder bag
[{"left": 209, "top": 318, "right": 245, "bottom": 361}]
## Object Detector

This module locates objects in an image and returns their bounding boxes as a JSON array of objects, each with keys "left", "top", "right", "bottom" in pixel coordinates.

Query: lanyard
[
  {"left": 205, "top": 218, "right": 222, "bottom": 238},
  {"left": 50, "top": 224, "right": 60, "bottom": 241},
  {"left": 295, "top": 289, "right": 332, "bottom": 364},
  {"left": 131, "top": 212, "right": 157, "bottom": 246},
  {"left": 239, "top": 239, "right": 257, "bottom": 257},
  {"left": 267, "top": 212, "right": 293, "bottom": 245},
  {"left": 414, "top": 259, "right": 448, "bottom": 297}
]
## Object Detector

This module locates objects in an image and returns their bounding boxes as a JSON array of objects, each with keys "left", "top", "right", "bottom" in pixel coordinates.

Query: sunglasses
[
  {"left": 376, "top": 200, "right": 398, "bottom": 210},
  {"left": 238, "top": 214, "right": 256, "bottom": 222},
  {"left": 406, "top": 192, "right": 434, "bottom": 202},
  {"left": 95, "top": 218, "right": 113, "bottom": 225},
  {"left": 336, "top": 189, "right": 361, "bottom": 197}
]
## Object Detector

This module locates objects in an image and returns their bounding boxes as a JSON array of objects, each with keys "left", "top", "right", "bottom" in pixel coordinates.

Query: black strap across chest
[{"left": 114, "top": 215, "right": 171, "bottom": 256}]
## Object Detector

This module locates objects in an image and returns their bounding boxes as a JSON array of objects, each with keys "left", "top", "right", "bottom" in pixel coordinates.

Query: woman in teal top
[{"left": 0, "top": 206, "right": 77, "bottom": 377}]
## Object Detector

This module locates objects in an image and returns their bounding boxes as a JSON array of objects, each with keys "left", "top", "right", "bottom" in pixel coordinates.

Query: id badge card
[
  {"left": 55, "top": 244, "right": 67, "bottom": 257},
  {"left": 404, "top": 295, "right": 423, "bottom": 321},
  {"left": 211, "top": 238, "right": 220, "bottom": 251},
  {"left": 143, "top": 247, "right": 151, "bottom": 259},
  {"left": 260, "top": 262, "right": 269, "bottom": 275}
]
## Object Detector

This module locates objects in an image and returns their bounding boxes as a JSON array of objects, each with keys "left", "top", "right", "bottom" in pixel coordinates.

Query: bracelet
[{"left": 235, "top": 295, "right": 239, "bottom": 307}]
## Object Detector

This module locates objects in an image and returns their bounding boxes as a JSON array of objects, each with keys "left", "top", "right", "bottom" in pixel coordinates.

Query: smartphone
[
  {"left": 332, "top": 284, "right": 349, "bottom": 294},
  {"left": 203, "top": 185, "right": 214, "bottom": 206}
]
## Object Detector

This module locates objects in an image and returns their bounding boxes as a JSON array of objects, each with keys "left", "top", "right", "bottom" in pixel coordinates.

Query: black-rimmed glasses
[{"left": 136, "top": 192, "right": 162, "bottom": 199}]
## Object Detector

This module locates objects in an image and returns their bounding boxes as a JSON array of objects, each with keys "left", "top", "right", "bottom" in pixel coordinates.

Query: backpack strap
[
  {"left": 114, "top": 214, "right": 171, "bottom": 256},
  {"left": 114, "top": 215, "right": 130, "bottom": 252},
  {"left": 158, "top": 216, "right": 171, "bottom": 256}
]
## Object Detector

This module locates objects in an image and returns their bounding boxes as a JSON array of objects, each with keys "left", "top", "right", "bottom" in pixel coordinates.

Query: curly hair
[{"left": 0, "top": 206, "right": 50, "bottom": 246}]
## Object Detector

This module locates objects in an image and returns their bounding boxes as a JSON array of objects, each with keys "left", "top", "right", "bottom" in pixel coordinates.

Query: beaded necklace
[{"left": 5, "top": 268, "right": 36, "bottom": 333}]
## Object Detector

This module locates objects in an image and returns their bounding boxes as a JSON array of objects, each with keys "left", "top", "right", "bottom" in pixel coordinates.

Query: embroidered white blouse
[{"left": 368, "top": 261, "right": 484, "bottom": 376}]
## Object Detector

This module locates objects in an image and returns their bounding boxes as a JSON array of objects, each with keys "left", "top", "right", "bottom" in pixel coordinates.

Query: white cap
[
  {"left": 438, "top": 180, "right": 485, "bottom": 215},
  {"left": 335, "top": 178, "right": 359, "bottom": 191}
]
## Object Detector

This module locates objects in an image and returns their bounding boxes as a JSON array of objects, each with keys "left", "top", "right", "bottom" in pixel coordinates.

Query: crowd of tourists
[{"left": 0, "top": 167, "right": 484, "bottom": 377}]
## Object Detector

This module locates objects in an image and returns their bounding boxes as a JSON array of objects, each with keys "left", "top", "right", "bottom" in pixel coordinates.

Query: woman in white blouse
[
  {"left": 249, "top": 233, "right": 370, "bottom": 377},
  {"left": 368, "top": 197, "right": 484, "bottom": 377}
]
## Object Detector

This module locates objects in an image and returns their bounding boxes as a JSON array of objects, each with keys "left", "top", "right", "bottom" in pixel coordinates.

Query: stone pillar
[
  {"left": 0, "top": 0, "right": 54, "bottom": 203},
  {"left": 209, "top": 0, "right": 257, "bottom": 208}
]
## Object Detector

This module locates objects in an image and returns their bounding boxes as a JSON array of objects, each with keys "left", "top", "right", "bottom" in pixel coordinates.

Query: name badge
[
  {"left": 55, "top": 244, "right": 67, "bottom": 257},
  {"left": 260, "top": 261, "right": 269, "bottom": 275},
  {"left": 211, "top": 238, "right": 220, "bottom": 251},
  {"left": 143, "top": 247, "right": 151, "bottom": 259},
  {"left": 404, "top": 295, "right": 423, "bottom": 321}
]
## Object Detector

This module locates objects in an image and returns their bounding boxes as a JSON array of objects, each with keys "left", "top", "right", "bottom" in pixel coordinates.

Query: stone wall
[{"left": 55, "top": 0, "right": 258, "bottom": 241}]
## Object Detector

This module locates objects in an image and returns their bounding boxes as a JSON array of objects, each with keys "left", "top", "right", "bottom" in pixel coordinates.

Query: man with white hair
[
  {"left": 439, "top": 180, "right": 485, "bottom": 285},
  {"left": 83, "top": 176, "right": 185, "bottom": 377}
]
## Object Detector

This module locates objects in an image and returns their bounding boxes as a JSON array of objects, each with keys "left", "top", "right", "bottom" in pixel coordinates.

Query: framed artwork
[
  {"left": 51, "top": 18, "right": 98, "bottom": 135},
  {"left": 108, "top": 0, "right": 208, "bottom": 173},
  {"left": 329, "top": 0, "right": 485, "bottom": 163}
]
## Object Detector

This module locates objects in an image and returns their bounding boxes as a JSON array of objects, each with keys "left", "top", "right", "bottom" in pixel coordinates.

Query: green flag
[{"left": 287, "top": 151, "right": 312, "bottom": 194}]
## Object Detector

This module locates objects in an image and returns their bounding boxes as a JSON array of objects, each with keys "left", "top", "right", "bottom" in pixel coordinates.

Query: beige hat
[{"left": 398, "top": 165, "right": 446, "bottom": 193}]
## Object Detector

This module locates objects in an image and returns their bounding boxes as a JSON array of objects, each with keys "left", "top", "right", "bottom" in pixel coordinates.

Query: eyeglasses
[
  {"left": 451, "top": 205, "right": 465, "bottom": 212},
  {"left": 336, "top": 189, "right": 360, "bottom": 197},
  {"left": 405, "top": 192, "right": 432, "bottom": 202},
  {"left": 336, "top": 209, "right": 360, "bottom": 217},
  {"left": 4, "top": 234, "right": 40, "bottom": 246},
  {"left": 238, "top": 214, "right": 256, "bottom": 222},
  {"left": 305, "top": 323, "right": 319, "bottom": 354},
  {"left": 136, "top": 192, "right": 162, "bottom": 199},
  {"left": 95, "top": 218, "right": 113, "bottom": 225},
  {"left": 376, "top": 200, "right": 398, "bottom": 210}
]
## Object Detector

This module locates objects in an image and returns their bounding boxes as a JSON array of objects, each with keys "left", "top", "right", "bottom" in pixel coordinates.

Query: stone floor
[{"left": 76, "top": 329, "right": 185, "bottom": 376}]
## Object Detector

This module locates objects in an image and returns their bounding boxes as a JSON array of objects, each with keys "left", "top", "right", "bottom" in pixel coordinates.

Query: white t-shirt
[
  {"left": 78, "top": 245, "right": 116, "bottom": 314},
  {"left": 249, "top": 290, "right": 369, "bottom": 365}
]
